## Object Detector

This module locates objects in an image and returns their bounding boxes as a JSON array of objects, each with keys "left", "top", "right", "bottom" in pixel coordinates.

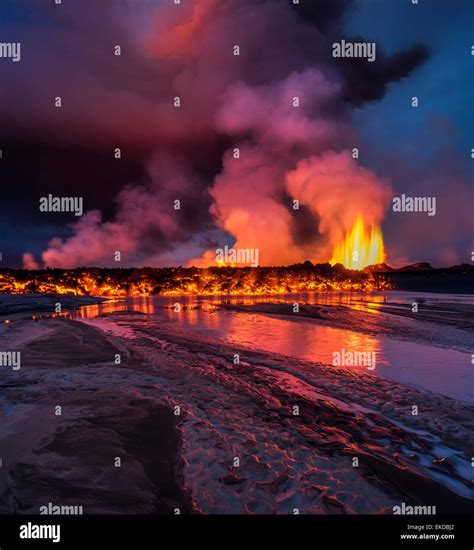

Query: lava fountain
[{"left": 330, "top": 214, "right": 385, "bottom": 270}]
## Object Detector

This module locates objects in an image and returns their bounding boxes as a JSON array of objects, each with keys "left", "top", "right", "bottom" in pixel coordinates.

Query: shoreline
[{"left": 0, "top": 293, "right": 107, "bottom": 319}]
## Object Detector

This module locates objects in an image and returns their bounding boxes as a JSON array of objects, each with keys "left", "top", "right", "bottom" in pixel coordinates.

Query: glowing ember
[
  {"left": 0, "top": 264, "right": 392, "bottom": 297},
  {"left": 330, "top": 214, "right": 385, "bottom": 270}
]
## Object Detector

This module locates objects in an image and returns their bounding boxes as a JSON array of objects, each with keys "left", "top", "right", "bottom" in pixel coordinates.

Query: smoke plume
[{"left": 7, "top": 0, "right": 428, "bottom": 268}]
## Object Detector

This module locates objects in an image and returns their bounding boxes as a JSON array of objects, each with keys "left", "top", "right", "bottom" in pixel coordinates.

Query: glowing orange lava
[
  {"left": 0, "top": 264, "right": 393, "bottom": 297},
  {"left": 330, "top": 214, "right": 385, "bottom": 270}
]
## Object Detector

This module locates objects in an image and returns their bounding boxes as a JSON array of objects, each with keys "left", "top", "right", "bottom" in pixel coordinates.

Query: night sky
[{"left": 0, "top": 0, "right": 472, "bottom": 268}]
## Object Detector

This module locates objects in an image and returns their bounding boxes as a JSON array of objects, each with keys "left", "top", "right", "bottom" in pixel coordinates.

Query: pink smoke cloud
[
  {"left": 15, "top": 0, "right": 431, "bottom": 269},
  {"left": 286, "top": 151, "right": 392, "bottom": 259}
]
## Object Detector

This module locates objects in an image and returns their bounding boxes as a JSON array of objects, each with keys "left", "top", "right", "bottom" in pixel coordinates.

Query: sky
[{"left": 0, "top": 0, "right": 472, "bottom": 269}]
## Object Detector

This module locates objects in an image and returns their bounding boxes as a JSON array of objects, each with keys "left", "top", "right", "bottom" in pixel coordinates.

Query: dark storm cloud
[
  {"left": 291, "top": 0, "right": 353, "bottom": 30},
  {"left": 338, "top": 41, "right": 429, "bottom": 104}
]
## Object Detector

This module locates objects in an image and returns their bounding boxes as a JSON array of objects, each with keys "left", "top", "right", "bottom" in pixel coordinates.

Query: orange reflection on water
[
  {"left": 68, "top": 295, "right": 385, "bottom": 370},
  {"left": 345, "top": 295, "right": 385, "bottom": 314},
  {"left": 72, "top": 300, "right": 129, "bottom": 319},
  {"left": 213, "top": 310, "right": 384, "bottom": 368}
]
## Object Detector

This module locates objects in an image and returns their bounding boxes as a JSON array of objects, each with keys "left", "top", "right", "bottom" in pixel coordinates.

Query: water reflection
[
  {"left": 67, "top": 292, "right": 472, "bottom": 401},
  {"left": 220, "top": 312, "right": 384, "bottom": 367},
  {"left": 71, "top": 294, "right": 385, "bottom": 367}
]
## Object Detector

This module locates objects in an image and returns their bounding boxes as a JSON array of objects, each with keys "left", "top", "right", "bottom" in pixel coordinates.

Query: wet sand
[
  {"left": 0, "top": 319, "right": 190, "bottom": 514},
  {"left": 0, "top": 299, "right": 473, "bottom": 514}
]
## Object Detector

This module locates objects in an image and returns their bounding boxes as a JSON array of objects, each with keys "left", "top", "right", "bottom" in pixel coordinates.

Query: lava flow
[
  {"left": 0, "top": 264, "right": 392, "bottom": 297},
  {"left": 330, "top": 215, "right": 385, "bottom": 270}
]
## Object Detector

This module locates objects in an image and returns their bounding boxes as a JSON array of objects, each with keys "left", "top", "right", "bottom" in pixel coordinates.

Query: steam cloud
[{"left": 12, "top": 0, "right": 430, "bottom": 268}]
